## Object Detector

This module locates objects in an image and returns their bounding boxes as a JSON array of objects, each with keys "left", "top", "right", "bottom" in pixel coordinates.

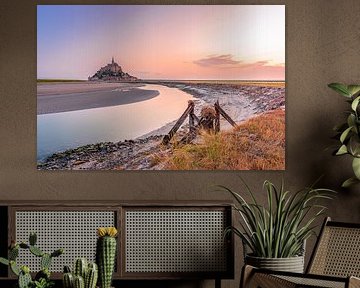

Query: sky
[{"left": 37, "top": 5, "right": 285, "bottom": 80}]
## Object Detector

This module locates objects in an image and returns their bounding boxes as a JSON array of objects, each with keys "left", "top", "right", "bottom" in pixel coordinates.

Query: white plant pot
[{"left": 245, "top": 254, "right": 305, "bottom": 273}]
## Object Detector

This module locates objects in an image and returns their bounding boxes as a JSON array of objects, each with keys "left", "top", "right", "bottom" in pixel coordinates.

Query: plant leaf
[
  {"left": 328, "top": 83, "right": 350, "bottom": 97},
  {"left": 342, "top": 177, "right": 360, "bottom": 188},
  {"left": 340, "top": 126, "right": 353, "bottom": 143},
  {"left": 336, "top": 145, "right": 348, "bottom": 155},
  {"left": 0, "top": 257, "right": 9, "bottom": 266},
  {"left": 347, "top": 135, "right": 360, "bottom": 157},
  {"left": 352, "top": 157, "right": 360, "bottom": 179},
  {"left": 347, "top": 114, "right": 356, "bottom": 128},
  {"left": 351, "top": 96, "right": 360, "bottom": 111},
  {"left": 347, "top": 85, "right": 360, "bottom": 97}
]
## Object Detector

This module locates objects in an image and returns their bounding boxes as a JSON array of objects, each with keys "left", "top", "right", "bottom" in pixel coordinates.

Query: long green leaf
[{"left": 328, "top": 83, "right": 351, "bottom": 97}]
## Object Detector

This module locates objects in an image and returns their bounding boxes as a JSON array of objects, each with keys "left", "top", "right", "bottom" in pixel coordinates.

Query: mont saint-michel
[{"left": 88, "top": 57, "right": 137, "bottom": 82}]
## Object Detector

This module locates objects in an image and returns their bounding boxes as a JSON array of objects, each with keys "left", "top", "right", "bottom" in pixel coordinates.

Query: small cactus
[
  {"left": 96, "top": 227, "right": 117, "bottom": 288},
  {"left": 85, "top": 263, "right": 98, "bottom": 288},
  {"left": 18, "top": 269, "right": 32, "bottom": 288},
  {"left": 74, "top": 275, "right": 85, "bottom": 288},
  {"left": 51, "top": 248, "right": 64, "bottom": 258},
  {"left": 75, "top": 258, "right": 88, "bottom": 279},
  {"left": 10, "top": 260, "right": 20, "bottom": 276},
  {"left": 29, "top": 232, "right": 37, "bottom": 246},
  {"left": 62, "top": 260, "right": 98, "bottom": 288},
  {"left": 63, "top": 266, "right": 74, "bottom": 288},
  {"left": 9, "top": 246, "right": 19, "bottom": 260},
  {"left": 29, "top": 245, "right": 44, "bottom": 257},
  {"left": 19, "top": 242, "right": 29, "bottom": 249},
  {"left": 41, "top": 253, "right": 52, "bottom": 270},
  {"left": 0, "top": 257, "right": 9, "bottom": 266}
]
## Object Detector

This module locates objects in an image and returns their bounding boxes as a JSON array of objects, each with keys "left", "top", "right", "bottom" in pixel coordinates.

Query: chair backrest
[{"left": 307, "top": 217, "right": 360, "bottom": 278}]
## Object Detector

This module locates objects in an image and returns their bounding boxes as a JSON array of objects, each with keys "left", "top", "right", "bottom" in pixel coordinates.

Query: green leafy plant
[
  {"left": 32, "top": 278, "right": 54, "bottom": 288},
  {"left": 219, "top": 180, "right": 335, "bottom": 258},
  {"left": 0, "top": 232, "right": 63, "bottom": 288},
  {"left": 328, "top": 83, "right": 360, "bottom": 187}
]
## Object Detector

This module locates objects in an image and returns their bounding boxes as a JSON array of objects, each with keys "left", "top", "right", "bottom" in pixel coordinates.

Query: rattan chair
[{"left": 241, "top": 217, "right": 360, "bottom": 288}]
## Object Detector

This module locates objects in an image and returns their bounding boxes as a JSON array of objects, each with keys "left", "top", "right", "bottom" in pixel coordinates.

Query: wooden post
[
  {"left": 162, "top": 100, "right": 195, "bottom": 145},
  {"left": 214, "top": 100, "right": 220, "bottom": 133},
  {"left": 215, "top": 101, "right": 237, "bottom": 127},
  {"left": 189, "top": 104, "right": 195, "bottom": 133}
]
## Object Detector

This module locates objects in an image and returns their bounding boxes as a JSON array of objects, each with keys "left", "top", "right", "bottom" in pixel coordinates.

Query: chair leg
[
  {"left": 215, "top": 278, "right": 221, "bottom": 288},
  {"left": 240, "top": 265, "right": 255, "bottom": 288}
]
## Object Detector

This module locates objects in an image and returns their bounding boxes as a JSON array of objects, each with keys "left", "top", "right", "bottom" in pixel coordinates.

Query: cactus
[
  {"left": 74, "top": 275, "right": 85, "bottom": 288},
  {"left": 75, "top": 258, "right": 88, "bottom": 279},
  {"left": 0, "top": 233, "right": 63, "bottom": 288},
  {"left": 10, "top": 260, "right": 20, "bottom": 275},
  {"left": 35, "top": 268, "right": 50, "bottom": 282},
  {"left": 30, "top": 245, "right": 44, "bottom": 257},
  {"left": 18, "top": 268, "right": 32, "bottom": 288},
  {"left": 63, "top": 266, "right": 74, "bottom": 288},
  {"left": 41, "top": 253, "right": 52, "bottom": 270},
  {"left": 9, "top": 245, "right": 19, "bottom": 260},
  {"left": 19, "top": 242, "right": 29, "bottom": 249},
  {"left": 85, "top": 263, "right": 98, "bottom": 288},
  {"left": 96, "top": 227, "right": 118, "bottom": 288},
  {"left": 29, "top": 232, "right": 37, "bottom": 246},
  {"left": 51, "top": 248, "right": 64, "bottom": 258},
  {"left": 0, "top": 257, "right": 9, "bottom": 266},
  {"left": 63, "top": 260, "right": 98, "bottom": 288}
]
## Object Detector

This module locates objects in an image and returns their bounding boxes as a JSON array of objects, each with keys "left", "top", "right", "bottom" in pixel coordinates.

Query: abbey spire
[{"left": 88, "top": 57, "right": 137, "bottom": 82}]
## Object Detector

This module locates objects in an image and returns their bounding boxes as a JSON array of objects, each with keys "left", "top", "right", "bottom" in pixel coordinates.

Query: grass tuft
[{"left": 163, "top": 109, "right": 285, "bottom": 170}]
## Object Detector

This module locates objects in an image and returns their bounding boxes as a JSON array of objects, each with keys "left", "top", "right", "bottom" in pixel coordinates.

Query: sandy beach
[{"left": 37, "top": 82, "right": 159, "bottom": 115}]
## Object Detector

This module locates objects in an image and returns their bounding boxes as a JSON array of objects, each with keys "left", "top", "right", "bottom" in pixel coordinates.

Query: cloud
[
  {"left": 193, "top": 55, "right": 284, "bottom": 70},
  {"left": 191, "top": 55, "right": 285, "bottom": 80},
  {"left": 193, "top": 54, "right": 242, "bottom": 67}
]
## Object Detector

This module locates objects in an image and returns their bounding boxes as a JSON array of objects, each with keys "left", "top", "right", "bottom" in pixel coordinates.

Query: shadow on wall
[{"left": 304, "top": 103, "right": 360, "bottom": 222}]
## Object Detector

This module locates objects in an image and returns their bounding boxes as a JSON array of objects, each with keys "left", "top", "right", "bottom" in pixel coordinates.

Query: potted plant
[
  {"left": 219, "top": 179, "right": 334, "bottom": 273},
  {"left": 0, "top": 232, "right": 63, "bottom": 288},
  {"left": 328, "top": 83, "right": 360, "bottom": 187}
]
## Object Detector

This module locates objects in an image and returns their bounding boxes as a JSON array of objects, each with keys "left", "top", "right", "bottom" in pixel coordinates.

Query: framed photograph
[{"left": 37, "top": 5, "right": 285, "bottom": 170}]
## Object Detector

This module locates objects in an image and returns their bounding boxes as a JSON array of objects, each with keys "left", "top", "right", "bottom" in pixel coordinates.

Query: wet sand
[
  {"left": 37, "top": 82, "right": 143, "bottom": 96},
  {"left": 37, "top": 82, "right": 159, "bottom": 115}
]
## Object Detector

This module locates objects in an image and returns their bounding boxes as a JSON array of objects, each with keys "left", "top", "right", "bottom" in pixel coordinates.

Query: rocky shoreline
[
  {"left": 37, "top": 82, "right": 285, "bottom": 170},
  {"left": 38, "top": 136, "right": 167, "bottom": 170}
]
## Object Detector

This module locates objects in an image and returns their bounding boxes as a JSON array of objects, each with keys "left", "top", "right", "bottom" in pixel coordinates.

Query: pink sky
[{"left": 38, "top": 5, "right": 285, "bottom": 80}]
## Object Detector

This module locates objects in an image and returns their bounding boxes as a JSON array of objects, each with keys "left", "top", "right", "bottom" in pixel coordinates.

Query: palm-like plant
[{"left": 220, "top": 180, "right": 335, "bottom": 258}]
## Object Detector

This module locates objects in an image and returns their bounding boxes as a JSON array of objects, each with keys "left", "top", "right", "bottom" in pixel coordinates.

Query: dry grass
[{"left": 163, "top": 109, "right": 285, "bottom": 170}]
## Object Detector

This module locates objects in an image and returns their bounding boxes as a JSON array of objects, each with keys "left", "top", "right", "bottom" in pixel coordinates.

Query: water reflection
[{"left": 37, "top": 84, "right": 193, "bottom": 160}]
